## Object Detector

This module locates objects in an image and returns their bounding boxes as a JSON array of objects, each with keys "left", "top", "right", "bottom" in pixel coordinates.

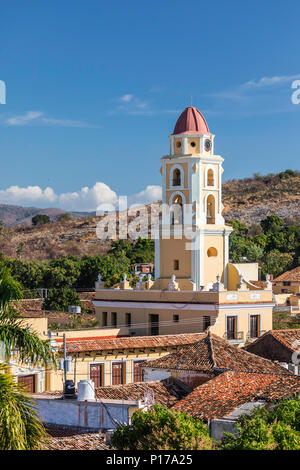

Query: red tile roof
[
  {"left": 245, "top": 329, "right": 300, "bottom": 354},
  {"left": 144, "top": 333, "right": 291, "bottom": 376},
  {"left": 173, "top": 106, "right": 210, "bottom": 135},
  {"left": 274, "top": 266, "right": 300, "bottom": 282},
  {"left": 46, "top": 425, "right": 108, "bottom": 450},
  {"left": 58, "top": 332, "right": 205, "bottom": 353},
  {"left": 95, "top": 378, "right": 191, "bottom": 407},
  {"left": 173, "top": 371, "right": 300, "bottom": 420}
]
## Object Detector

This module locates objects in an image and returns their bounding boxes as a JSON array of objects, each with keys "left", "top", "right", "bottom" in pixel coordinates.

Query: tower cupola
[{"left": 169, "top": 106, "right": 214, "bottom": 156}]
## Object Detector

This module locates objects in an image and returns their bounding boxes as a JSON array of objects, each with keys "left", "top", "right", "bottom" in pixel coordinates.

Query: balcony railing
[
  {"left": 246, "top": 330, "right": 266, "bottom": 341},
  {"left": 223, "top": 331, "right": 244, "bottom": 341}
]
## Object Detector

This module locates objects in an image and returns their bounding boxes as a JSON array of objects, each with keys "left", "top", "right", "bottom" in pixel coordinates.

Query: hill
[
  {"left": 0, "top": 204, "right": 90, "bottom": 226},
  {"left": 0, "top": 170, "right": 299, "bottom": 260},
  {"left": 222, "top": 170, "right": 300, "bottom": 225}
]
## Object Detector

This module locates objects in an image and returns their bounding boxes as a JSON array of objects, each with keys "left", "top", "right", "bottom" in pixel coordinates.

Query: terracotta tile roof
[
  {"left": 144, "top": 333, "right": 291, "bottom": 376},
  {"left": 250, "top": 280, "right": 265, "bottom": 288},
  {"left": 245, "top": 329, "right": 300, "bottom": 354},
  {"left": 274, "top": 266, "right": 300, "bottom": 282},
  {"left": 59, "top": 332, "right": 206, "bottom": 353},
  {"left": 12, "top": 298, "right": 43, "bottom": 313},
  {"left": 95, "top": 378, "right": 192, "bottom": 407},
  {"left": 173, "top": 370, "right": 300, "bottom": 420},
  {"left": 46, "top": 425, "right": 109, "bottom": 450},
  {"left": 18, "top": 310, "right": 98, "bottom": 328}
]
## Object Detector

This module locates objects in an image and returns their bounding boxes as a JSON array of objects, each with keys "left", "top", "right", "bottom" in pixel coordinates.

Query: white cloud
[
  {"left": 4, "top": 111, "right": 100, "bottom": 128},
  {"left": 120, "top": 94, "right": 134, "bottom": 103},
  {"left": 0, "top": 182, "right": 162, "bottom": 212},
  {"left": 6, "top": 111, "right": 44, "bottom": 126},
  {"left": 209, "top": 74, "right": 300, "bottom": 102},
  {"left": 59, "top": 182, "right": 118, "bottom": 212},
  {"left": 0, "top": 185, "right": 57, "bottom": 205},
  {"left": 128, "top": 185, "right": 162, "bottom": 207},
  {"left": 242, "top": 74, "right": 300, "bottom": 89}
]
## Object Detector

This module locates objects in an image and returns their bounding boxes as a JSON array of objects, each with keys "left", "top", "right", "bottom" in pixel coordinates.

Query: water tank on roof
[
  {"left": 68, "top": 305, "right": 81, "bottom": 314},
  {"left": 63, "top": 380, "right": 75, "bottom": 399},
  {"left": 77, "top": 379, "right": 95, "bottom": 401}
]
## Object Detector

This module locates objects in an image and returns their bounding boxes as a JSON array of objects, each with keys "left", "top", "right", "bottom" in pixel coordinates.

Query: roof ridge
[{"left": 206, "top": 331, "right": 217, "bottom": 369}]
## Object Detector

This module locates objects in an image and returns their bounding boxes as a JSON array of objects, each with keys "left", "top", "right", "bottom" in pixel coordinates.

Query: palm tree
[
  {"left": 0, "top": 364, "right": 49, "bottom": 450},
  {"left": 0, "top": 263, "right": 57, "bottom": 450}
]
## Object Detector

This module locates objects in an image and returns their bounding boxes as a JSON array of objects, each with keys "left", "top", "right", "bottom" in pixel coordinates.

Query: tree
[
  {"left": 244, "top": 243, "right": 264, "bottom": 262},
  {"left": 16, "top": 241, "right": 24, "bottom": 259},
  {"left": 0, "top": 364, "right": 48, "bottom": 450},
  {"left": 77, "top": 255, "right": 103, "bottom": 288},
  {"left": 0, "top": 264, "right": 22, "bottom": 307},
  {"left": 261, "top": 215, "right": 284, "bottom": 234},
  {"left": 43, "top": 287, "right": 82, "bottom": 312},
  {"left": 32, "top": 214, "right": 50, "bottom": 226},
  {"left": 57, "top": 213, "right": 71, "bottom": 222},
  {"left": 111, "top": 405, "right": 213, "bottom": 450},
  {"left": 262, "top": 250, "right": 293, "bottom": 278},
  {"left": 221, "top": 397, "right": 300, "bottom": 450},
  {"left": 0, "top": 264, "right": 56, "bottom": 449}
]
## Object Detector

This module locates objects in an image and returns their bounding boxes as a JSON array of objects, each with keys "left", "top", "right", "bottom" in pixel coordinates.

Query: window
[
  {"left": 226, "top": 316, "right": 237, "bottom": 340},
  {"left": 206, "top": 195, "right": 215, "bottom": 224},
  {"left": 203, "top": 316, "right": 211, "bottom": 330},
  {"left": 171, "top": 195, "right": 183, "bottom": 224},
  {"left": 190, "top": 141, "right": 196, "bottom": 147},
  {"left": 249, "top": 315, "right": 260, "bottom": 339},
  {"left": 149, "top": 314, "right": 159, "bottom": 336},
  {"left": 126, "top": 313, "right": 131, "bottom": 328},
  {"left": 207, "top": 247, "right": 218, "bottom": 257},
  {"left": 112, "top": 312, "right": 117, "bottom": 327},
  {"left": 283, "top": 282, "right": 291, "bottom": 286},
  {"left": 176, "top": 141, "right": 181, "bottom": 148},
  {"left": 112, "top": 362, "right": 126, "bottom": 385},
  {"left": 207, "top": 169, "right": 214, "bottom": 186},
  {"left": 133, "top": 360, "right": 145, "bottom": 382},
  {"left": 90, "top": 363, "right": 104, "bottom": 387},
  {"left": 102, "top": 312, "right": 107, "bottom": 327},
  {"left": 172, "top": 168, "right": 181, "bottom": 186},
  {"left": 173, "top": 314, "right": 179, "bottom": 323},
  {"left": 174, "top": 259, "right": 179, "bottom": 270}
]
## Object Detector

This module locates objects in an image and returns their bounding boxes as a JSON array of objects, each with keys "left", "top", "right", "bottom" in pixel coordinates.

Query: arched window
[
  {"left": 207, "top": 247, "right": 218, "bottom": 257},
  {"left": 171, "top": 194, "right": 183, "bottom": 225},
  {"left": 206, "top": 195, "right": 215, "bottom": 224},
  {"left": 172, "top": 168, "right": 181, "bottom": 186},
  {"left": 207, "top": 169, "right": 214, "bottom": 187}
]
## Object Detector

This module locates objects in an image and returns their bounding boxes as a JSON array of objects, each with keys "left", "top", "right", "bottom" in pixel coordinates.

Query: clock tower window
[{"left": 206, "top": 195, "right": 216, "bottom": 225}]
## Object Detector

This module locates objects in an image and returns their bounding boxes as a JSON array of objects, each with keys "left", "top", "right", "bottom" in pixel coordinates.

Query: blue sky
[{"left": 0, "top": 0, "right": 299, "bottom": 211}]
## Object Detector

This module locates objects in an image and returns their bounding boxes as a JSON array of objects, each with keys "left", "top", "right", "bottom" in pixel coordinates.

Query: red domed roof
[{"left": 173, "top": 106, "right": 210, "bottom": 135}]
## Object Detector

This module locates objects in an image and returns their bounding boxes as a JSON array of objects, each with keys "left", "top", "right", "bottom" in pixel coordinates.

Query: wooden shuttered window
[
  {"left": 90, "top": 363, "right": 104, "bottom": 387},
  {"left": 112, "top": 361, "right": 126, "bottom": 385},
  {"left": 18, "top": 374, "right": 36, "bottom": 393},
  {"left": 133, "top": 360, "right": 145, "bottom": 383}
]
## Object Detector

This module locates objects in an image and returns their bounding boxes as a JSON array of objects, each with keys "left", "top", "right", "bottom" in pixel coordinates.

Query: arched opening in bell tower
[
  {"left": 172, "top": 168, "right": 181, "bottom": 186},
  {"left": 207, "top": 169, "right": 214, "bottom": 187},
  {"left": 170, "top": 194, "right": 183, "bottom": 225},
  {"left": 206, "top": 195, "right": 216, "bottom": 224}
]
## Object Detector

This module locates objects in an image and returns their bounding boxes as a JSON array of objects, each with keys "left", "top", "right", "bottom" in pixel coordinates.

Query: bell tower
[{"left": 154, "top": 106, "right": 232, "bottom": 291}]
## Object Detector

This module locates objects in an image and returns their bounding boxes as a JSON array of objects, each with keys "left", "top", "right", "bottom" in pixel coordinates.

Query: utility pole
[
  {"left": 74, "top": 354, "right": 77, "bottom": 386},
  {"left": 63, "top": 333, "right": 67, "bottom": 385}
]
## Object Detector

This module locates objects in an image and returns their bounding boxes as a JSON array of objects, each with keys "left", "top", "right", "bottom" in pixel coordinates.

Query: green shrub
[{"left": 111, "top": 405, "right": 213, "bottom": 450}]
